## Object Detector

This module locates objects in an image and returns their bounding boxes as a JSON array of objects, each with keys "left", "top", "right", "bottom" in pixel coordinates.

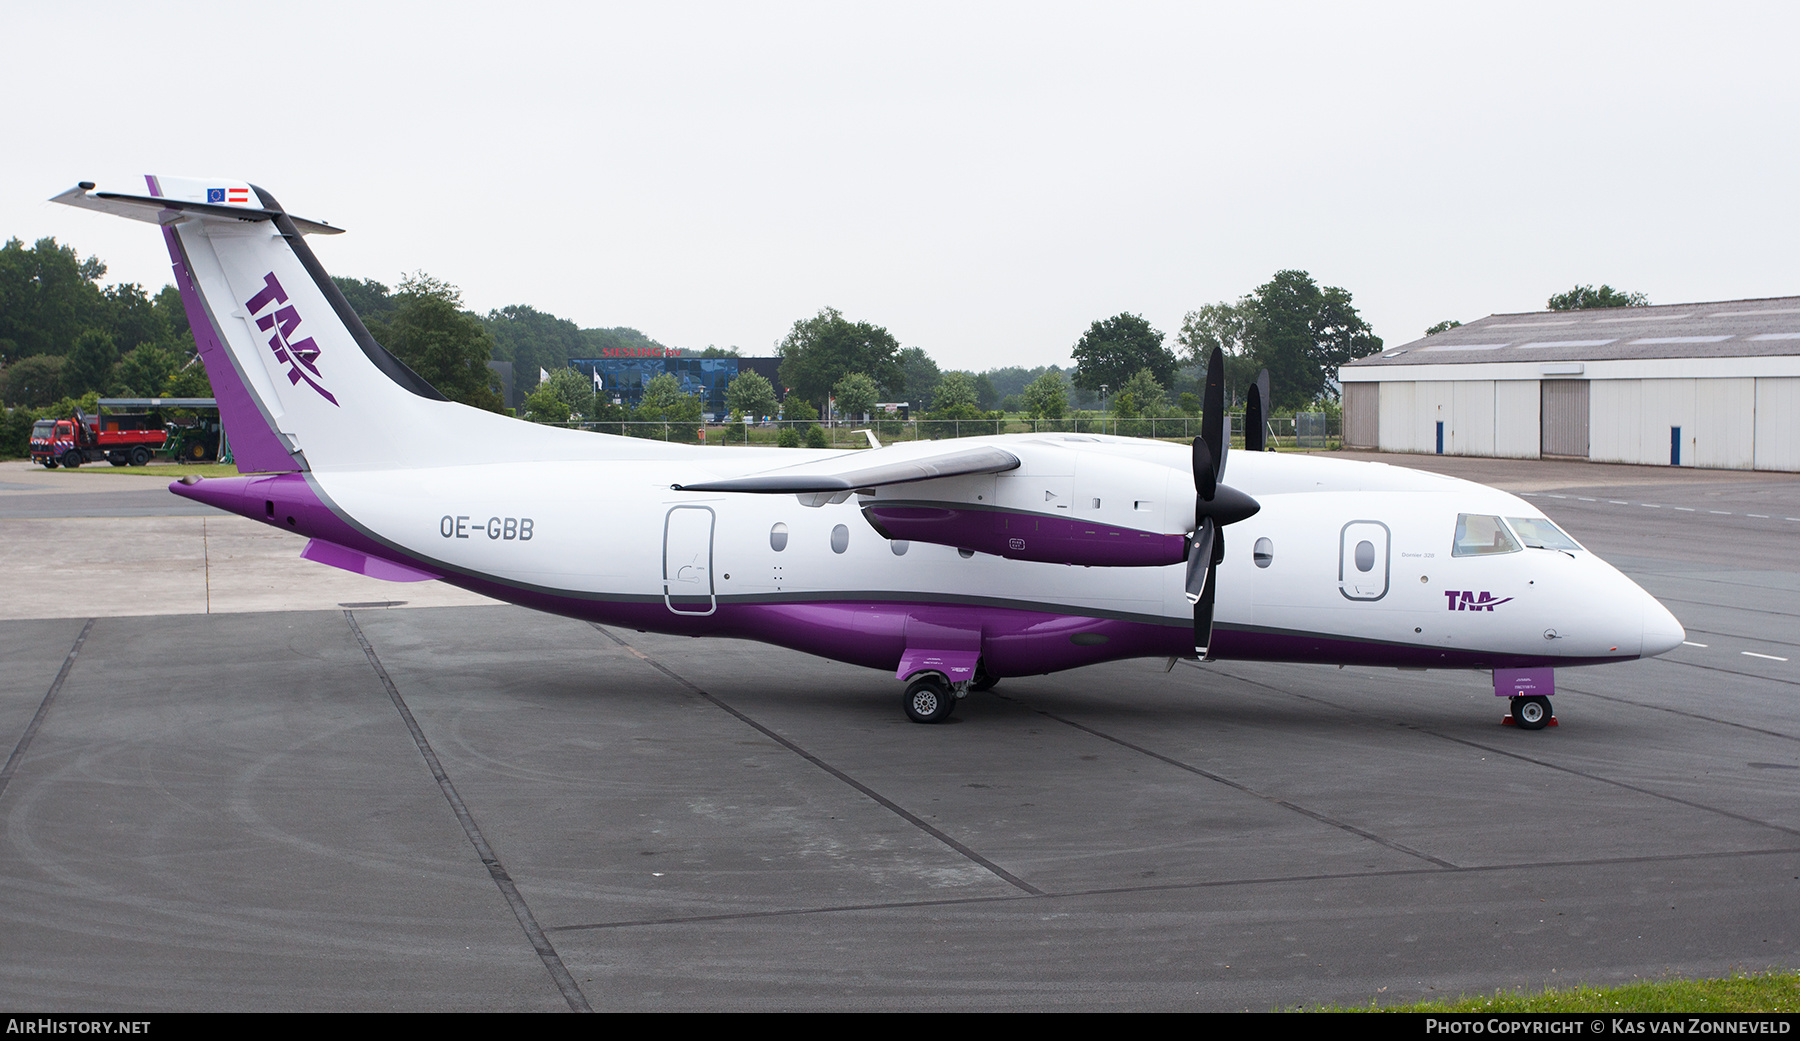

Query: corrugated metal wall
[
  {"left": 1540, "top": 380, "right": 1590, "bottom": 458},
  {"left": 1755, "top": 378, "right": 1800, "bottom": 471},
  {"left": 1356, "top": 373, "right": 1795, "bottom": 471},
  {"left": 1494, "top": 381, "right": 1540, "bottom": 458}
]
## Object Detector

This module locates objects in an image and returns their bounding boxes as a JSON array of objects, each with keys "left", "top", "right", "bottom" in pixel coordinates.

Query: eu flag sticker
[{"left": 207, "top": 188, "right": 226, "bottom": 203}]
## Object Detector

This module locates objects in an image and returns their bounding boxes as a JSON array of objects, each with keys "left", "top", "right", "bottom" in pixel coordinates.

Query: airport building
[
  {"left": 568, "top": 351, "right": 783, "bottom": 413},
  {"left": 1338, "top": 296, "right": 1800, "bottom": 471}
]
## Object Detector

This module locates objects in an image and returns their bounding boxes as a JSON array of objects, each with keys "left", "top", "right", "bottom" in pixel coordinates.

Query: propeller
[
  {"left": 1185, "top": 348, "right": 1261, "bottom": 659},
  {"left": 1245, "top": 369, "right": 1271, "bottom": 452}
]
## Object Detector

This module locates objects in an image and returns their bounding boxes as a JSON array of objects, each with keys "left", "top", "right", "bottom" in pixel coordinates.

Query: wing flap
[{"left": 675, "top": 445, "right": 1020, "bottom": 493}]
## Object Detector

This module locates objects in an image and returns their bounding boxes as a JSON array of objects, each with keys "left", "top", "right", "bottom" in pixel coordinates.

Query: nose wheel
[{"left": 1508, "top": 695, "right": 1553, "bottom": 730}]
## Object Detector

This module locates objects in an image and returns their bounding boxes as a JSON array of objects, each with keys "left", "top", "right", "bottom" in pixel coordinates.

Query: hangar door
[
  {"left": 1343, "top": 383, "right": 1378, "bottom": 449},
  {"left": 1541, "top": 380, "right": 1589, "bottom": 458}
]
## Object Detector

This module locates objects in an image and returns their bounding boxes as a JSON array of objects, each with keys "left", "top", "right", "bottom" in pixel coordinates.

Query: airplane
[{"left": 51, "top": 176, "right": 1686, "bottom": 728}]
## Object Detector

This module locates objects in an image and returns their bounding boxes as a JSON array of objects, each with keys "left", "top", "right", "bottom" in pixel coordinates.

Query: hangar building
[{"left": 1338, "top": 296, "right": 1800, "bottom": 471}]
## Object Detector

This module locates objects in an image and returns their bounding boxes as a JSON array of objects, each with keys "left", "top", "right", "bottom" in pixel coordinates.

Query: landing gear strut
[
  {"left": 903, "top": 674, "right": 960, "bottom": 724},
  {"left": 1509, "top": 695, "right": 1552, "bottom": 731}
]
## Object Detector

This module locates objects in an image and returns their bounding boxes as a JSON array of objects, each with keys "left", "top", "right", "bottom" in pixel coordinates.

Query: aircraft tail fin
[{"left": 51, "top": 176, "right": 541, "bottom": 473}]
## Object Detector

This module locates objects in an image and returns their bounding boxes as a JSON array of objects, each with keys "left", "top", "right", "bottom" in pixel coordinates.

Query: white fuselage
[{"left": 307, "top": 435, "right": 1683, "bottom": 672}]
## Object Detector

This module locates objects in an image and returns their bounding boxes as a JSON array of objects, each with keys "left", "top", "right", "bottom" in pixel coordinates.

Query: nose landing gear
[{"left": 1507, "top": 695, "right": 1554, "bottom": 730}]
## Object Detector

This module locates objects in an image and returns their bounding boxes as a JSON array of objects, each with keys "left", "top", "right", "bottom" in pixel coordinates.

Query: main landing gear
[
  {"left": 1507, "top": 695, "right": 1554, "bottom": 731},
  {"left": 903, "top": 673, "right": 966, "bottom": 724}
]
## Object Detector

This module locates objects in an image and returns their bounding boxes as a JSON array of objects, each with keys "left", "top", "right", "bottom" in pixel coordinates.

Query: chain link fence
[{"left": 557, "top": 413, "right": 1342, "bottom": 450}]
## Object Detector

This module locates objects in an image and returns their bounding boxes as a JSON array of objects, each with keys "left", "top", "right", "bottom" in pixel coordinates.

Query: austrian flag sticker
[{"left": 207, "top": 187, "right": 252, "bottom": 204}]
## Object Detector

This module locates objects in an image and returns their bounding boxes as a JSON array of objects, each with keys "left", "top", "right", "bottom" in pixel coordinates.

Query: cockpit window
[
  {"left": 1506, "top": 516, "right": 1583, "bottom": 552},
  {"left": 1452, "top": 514, "right": 1521, "bottom": 557}
]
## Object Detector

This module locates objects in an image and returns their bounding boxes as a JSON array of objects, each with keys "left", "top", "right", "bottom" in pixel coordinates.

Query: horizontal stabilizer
[
  {"left": 50, "top": 185, "right": 344, "bottom": 236},
  {"left": 675, "top": 445, "right": 1019, "bottom": 493}
]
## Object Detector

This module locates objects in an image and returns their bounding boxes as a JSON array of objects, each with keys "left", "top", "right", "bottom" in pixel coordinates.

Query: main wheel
[
  {"left": 903, "top": 676, "right": 956, "bottom": 724},
  {"left": 61, "top": 450, "right": 82, "bottom": 469},
  {"left": 130, "top": 446, "right": 151, "bottom": 466},
  {"left": 107, "top": 451, "right": 127, "bottom": 466},
  {"left": 1512, "top": 695, "right": 1550, "bottom": 731}
]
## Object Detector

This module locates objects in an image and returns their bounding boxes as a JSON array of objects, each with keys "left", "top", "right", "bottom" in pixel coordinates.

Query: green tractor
[{"left": 164, "top": 416, "right": 223, "bottom": 462}]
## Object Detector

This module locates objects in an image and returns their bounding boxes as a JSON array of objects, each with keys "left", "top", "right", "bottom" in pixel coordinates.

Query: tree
[
  {"left": 332, "top": 277, "right": 397, "bottom": 323},
  {"left": 1112, "top": 367, "right": 1167, "bottom": 419},
  {"left": 833, "top": 372, "right": 879, "bottom": 422},
  {"left": 630, "top": 372, "right": 705, "bottom": 442},
  {"left": 1022, "top": 369, "right": 1068, "bottom": 420},
  {"left": 0, "top": 237, "right": 107, "bottom": 365},
  {"left": 111, "top": 342, "right": 181, "bottom": 397},
  {"left": 931, "top": 371, "right": 984, "bottom": 419},
  {"left": 973, "top": 374, "right": 999, "bottom": 411},
  {"left": 0, "top": 354, "right": 66, "bottom": 406},
  {"left": 1177, "top": 298, "right": 1263, "bottom": 404},
  {"left": 1247, "top": 270, "right": 1381, "bottom": 408},
  {"left": 1547, "top": 284, "right": 1649, "bottom": 310},
  {"left": 364, "top": 273, "right": 504, "bottom": 412},
  {"left": 522, "top": 383, "right": 571, "bottom": 424},
  {"left": 1071, "top": 313, "right": 1175, "bottom": 393},
  {"left": 538, "top": 367, "right": 597, "bottom": 419},
  {"left": 894, "top": 347, "right": 941, "bottom": 411},
  {"left": 776, "top": 308, "right": 902, "bottom": 405},
  {"left": 165, "top": 357, "right": 212, "bottom": 399},
  {"left": 635, "top": 372, "right": 703, "bottom": 423},
  {"left": 486, "top": 304, "right": 586, "bottom": 391},
  {"left": 1425, "top": 319, "right": 1462, "bottom": 336},
  {"left": 64, "top": 329, "right": 117, "bottom": 397},
  {"left": 725, "top": 370, "right": 777, "bottom": 423}
]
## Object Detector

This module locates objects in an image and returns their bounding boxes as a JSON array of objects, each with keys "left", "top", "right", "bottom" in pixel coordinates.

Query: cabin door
[
  {"left": 663, "top": 505, "right": 716, "bottom": 616},
  {"left": 1338, "top": 520, "right": 1391, "bottom": 601}
]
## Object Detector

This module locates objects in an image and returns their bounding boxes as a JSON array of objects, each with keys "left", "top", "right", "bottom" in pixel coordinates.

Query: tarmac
[{"left": 0, "top": 454, "right": 1796, "bottom": 1011}]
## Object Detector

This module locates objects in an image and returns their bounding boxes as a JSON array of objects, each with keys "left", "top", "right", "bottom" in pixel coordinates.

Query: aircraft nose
[{"left": 1641, "top": 594, "right": 1685, "bottom": 659}]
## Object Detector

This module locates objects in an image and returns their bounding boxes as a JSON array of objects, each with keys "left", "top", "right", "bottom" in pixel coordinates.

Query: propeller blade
[
  {"left": 1255, "top": 369, "right": 1272, "bottom": 451},
  {"left": 1245, "top": 382, "right": 1264, "bottom": 453},
  {"left": 1192, "top": 436, "right": 1215, "bottom": 502},
  {"left": 1194, "top": 556, "right": 1217, "bottom": 658},
  {"left": 1202, "top": 346, "right": 1226, "bottom": 486},
  {"left": 1184, "top": 518, "right": 1215, "bottom": 602}
]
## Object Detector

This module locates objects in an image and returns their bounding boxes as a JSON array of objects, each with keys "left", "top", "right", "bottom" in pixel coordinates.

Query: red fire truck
[{"left": 29, "top": 408, "right": 168, "bottom": 468}]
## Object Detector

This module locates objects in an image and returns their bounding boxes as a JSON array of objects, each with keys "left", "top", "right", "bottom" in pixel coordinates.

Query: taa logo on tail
[{"left": 245, "top": 272, "right": 338, "bottom": 406}]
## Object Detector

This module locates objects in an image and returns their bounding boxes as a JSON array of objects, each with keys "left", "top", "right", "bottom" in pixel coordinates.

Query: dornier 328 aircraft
[{"left": 52, "top": 176, "right": 1686, "bottom": 727}]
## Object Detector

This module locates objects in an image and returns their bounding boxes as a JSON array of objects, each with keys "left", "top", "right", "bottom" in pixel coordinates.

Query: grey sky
[{"left": 6, "top": 2, "right": 1797, "bottom": 370}]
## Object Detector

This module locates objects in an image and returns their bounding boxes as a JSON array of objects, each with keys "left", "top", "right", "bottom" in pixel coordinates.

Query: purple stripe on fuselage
[
  {"left": 170, "top": 472, "right": 1636, "bottom": 677},
  {"left": 146, "top": 176, "right": 298, "bottom": 475}
]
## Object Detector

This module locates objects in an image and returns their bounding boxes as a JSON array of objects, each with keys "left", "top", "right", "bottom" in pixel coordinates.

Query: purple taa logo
[
  {"left": 1445, "top": 590, "right": 1513, "bottom": 612},
  {"left": 245, "top": 272, "right": 338, "bottom": 406}
]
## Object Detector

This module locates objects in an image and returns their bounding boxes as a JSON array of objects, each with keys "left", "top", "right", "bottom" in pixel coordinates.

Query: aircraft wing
[{"left": 674, "top": 444, "right": 1019, "bottom": 493}]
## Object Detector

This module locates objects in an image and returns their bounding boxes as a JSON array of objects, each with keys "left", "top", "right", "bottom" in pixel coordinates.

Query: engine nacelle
[{"left": 862, "top": 502, "right": 1188, "bottom": 566}]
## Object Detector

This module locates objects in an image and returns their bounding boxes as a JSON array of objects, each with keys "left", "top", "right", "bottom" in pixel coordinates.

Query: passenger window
[
  {"left": 1506, "top": 517, "right": 1582, "bottom": 552},
  {"left": 1253, "top": 537, "right": 1273, "bottom": 568},
  {"left": 1452, "top": 514, "right": 1520, "bottom": 557}
]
